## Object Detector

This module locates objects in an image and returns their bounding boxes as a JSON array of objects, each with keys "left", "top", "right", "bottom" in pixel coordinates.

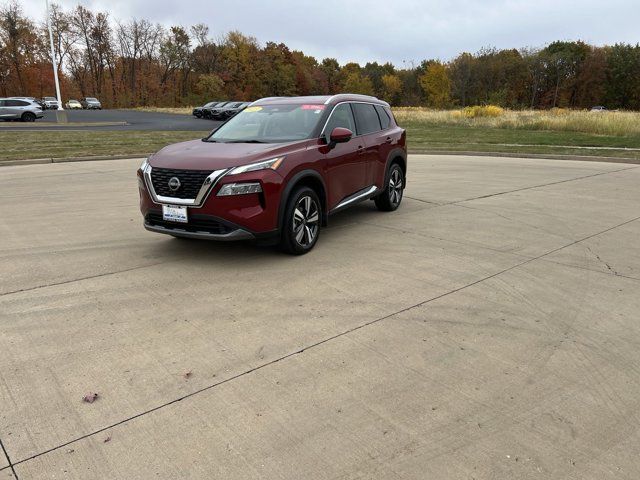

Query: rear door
[
  {"left": 321, "top": 102, "right": 368, "bottom": 207},
  {"left": 351, "top": 103, "right": 382, "bottom": 186},
  {"left": 0, "top": 100, "right": 8, "bottom": 119}
]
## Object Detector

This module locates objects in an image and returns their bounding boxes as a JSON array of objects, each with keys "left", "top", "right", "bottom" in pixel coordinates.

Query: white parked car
[
  {"left": 41, "top": 97, "right": 60, "bottom": 110},
  {"left": 66, "top": 99, "right": 83, "bottom": 109}
]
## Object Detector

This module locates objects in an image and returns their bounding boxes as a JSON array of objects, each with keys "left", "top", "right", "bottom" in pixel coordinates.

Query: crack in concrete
[
  {"left": 585, "top": 245, "right": 620, "bottom": 276},
  {"left": 8, "top": 213, "right": 640, "bottom": 469}
]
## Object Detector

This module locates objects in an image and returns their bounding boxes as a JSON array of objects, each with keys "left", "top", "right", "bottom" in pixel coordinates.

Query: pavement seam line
[
  {"left": 407, "top": 164, "right": 638, "bottom": 206},
  {"left": 0, "top": 438, "right": 18, "bottom": 479},
  {"left": 9, "top": 213, "right": 640, "bottom": 468},
  {"left": 0, "top": 261, "right": 168, "bottom": 297}
]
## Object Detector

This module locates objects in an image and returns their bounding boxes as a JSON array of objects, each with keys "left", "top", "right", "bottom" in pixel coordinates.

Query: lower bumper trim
[{"left": 144, "top": 222, "right": 254, "bottom": 241}]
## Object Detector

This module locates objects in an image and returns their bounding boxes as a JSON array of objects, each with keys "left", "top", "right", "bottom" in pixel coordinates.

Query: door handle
[
  {"left": 357, "top": 145, "right": 365, "bottom": 155},
  {"left": 385, "top": 137, "right": 393, "bottom": 144}
]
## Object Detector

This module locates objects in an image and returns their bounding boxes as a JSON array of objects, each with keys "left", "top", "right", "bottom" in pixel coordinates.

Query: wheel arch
[
  {"left": 382, "top": 148, "right": 407, "bottom": 189},
  {"left": 278, "top": 169, "right": 328, "bottom": 231}
]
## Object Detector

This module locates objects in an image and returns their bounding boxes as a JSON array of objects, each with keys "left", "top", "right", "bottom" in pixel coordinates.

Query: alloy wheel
[
  {"left": 388, "top": 168, "right": 403, "bottom": 206},
  {"left": 292, "top": 195, "right": 320, "bottom": 247}
]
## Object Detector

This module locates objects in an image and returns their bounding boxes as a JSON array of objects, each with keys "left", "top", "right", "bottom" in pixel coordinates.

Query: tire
[
  {"left": 21, "top": 112, "right": 36, "bottom": 122},
  {"left": 280, "top": 186, "right": 321, "bottom": 255},
  {"left": 375, "top": 163, "right": 404, "bottom": 211}
]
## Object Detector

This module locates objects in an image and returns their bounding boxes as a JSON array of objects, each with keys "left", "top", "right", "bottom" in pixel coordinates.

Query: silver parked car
[
  {"left": 80, "top": 97, "right": 102, "bottom": 109},
  {"left": 0, "top": 98, "right": 44, "bottom": 122}
]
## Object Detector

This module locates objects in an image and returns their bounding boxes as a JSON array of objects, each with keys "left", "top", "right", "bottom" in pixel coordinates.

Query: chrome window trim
[
  {"left": 142, "top": 163, "right": 230, "bottom": 207},
  {"left": 320, "top": 101, "right": 384, "bottom": 139}
]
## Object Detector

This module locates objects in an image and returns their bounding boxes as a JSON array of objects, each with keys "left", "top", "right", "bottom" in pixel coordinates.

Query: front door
[{"left": 321, "top": 103, "right": 368, "bottom": 209}]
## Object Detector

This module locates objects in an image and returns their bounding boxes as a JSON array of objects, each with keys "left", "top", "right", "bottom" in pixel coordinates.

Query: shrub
[{"left": 461, "top": 105, "right": 504, "bottom": 118}]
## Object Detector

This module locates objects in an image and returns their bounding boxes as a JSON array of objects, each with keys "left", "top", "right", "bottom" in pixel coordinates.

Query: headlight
[
  {"left": 139, "top": 159, "right": 149, "bottom": 171},
  {"left": 217, "top": 182, "right": 263, "bottom": 196},
  {"left": 227, "top": 157, "right": 284, "bottom": 175}
]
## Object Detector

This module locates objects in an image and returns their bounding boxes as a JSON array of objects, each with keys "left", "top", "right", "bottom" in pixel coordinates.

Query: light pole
[{"left": 45, "top": 0, "right": 64, "bottom": 111}]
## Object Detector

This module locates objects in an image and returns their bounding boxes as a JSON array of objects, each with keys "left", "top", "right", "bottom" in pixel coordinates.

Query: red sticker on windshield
[{"left": 301, "top": 104, "right": 325, "bottom": 110}]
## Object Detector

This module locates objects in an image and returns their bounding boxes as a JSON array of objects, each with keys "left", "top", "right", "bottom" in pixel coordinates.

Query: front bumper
[
  {"left": 138, "top": 165, "right": 283, "bottom": 241},
  {"left": 144, "top": 215, "right": 254, "bottom": 241}
]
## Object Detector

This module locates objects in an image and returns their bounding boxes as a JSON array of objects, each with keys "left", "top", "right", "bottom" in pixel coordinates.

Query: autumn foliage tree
[{"left": 1, "top": 1, "right": 639, "bottom": 110}]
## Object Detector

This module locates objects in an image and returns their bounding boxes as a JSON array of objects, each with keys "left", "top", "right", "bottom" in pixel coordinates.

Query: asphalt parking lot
[
  {"left": 1, "top": 154, "right": 639, "bottom": 479},
  {"left": 1, "top": 109, "right": 218, "bottom": 131}
]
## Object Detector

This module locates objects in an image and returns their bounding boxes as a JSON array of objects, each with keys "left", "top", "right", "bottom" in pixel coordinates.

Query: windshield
[
  {"left": 87, "top": 98, "right": 98, "bottom": 102},
  {"left": 45, "top": 97, "right": 57, "bottom": 101},
  {"left": 207, "top": 104, "right": 326, "bottom": 143}
]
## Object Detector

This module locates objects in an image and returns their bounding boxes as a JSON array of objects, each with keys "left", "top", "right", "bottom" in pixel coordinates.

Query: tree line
[{"left": 1, "top": 1, "right": 639, "bottom": 110}]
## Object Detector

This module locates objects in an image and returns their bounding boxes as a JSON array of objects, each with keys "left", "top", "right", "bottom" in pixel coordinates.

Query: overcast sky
[{"left": 21, "top": 0, "right": 640, "bottom": 66}]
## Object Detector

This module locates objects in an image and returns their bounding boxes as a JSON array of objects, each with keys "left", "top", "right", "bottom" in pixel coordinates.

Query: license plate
[{"left": 162, "top": 205, "right": 188, "bottom": 223}]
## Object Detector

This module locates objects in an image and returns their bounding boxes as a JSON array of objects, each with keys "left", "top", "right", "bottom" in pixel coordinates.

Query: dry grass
[
  {"left": 393, "top": 107, "right": 640, "bottom": 137},
  {"left": 131, "top": 106, "right": 194, "bottom": 115}
]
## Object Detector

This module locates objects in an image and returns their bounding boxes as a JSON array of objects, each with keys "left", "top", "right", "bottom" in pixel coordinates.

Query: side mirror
[{"left": 329, "top": 127, "right": 353, "bottom": 144}]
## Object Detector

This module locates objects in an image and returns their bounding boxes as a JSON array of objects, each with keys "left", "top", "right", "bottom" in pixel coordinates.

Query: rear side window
[
  {"left": 0, "top": 100, "right": 5, "bottom": 107},
  {"left": 6, "top": 100, "right": 27, "bottom": 107},
  {"left": 375, "top": 105, "right": 391, "bottom": 129},
  {"left": 323, "top": 103, "right": 356, "bottom": 136},
  {"left": 352, "top": 103, "right": 381, "bottom": 135}
]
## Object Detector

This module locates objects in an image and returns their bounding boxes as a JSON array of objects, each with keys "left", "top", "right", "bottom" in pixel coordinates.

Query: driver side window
[{"left": 323, "top": 103, "right": 356, "bottom": 137}]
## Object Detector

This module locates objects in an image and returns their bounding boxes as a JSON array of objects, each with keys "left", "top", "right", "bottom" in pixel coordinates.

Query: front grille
[
  {"left": 150, "top": 167, "right": 212, "bottom": 199},
  {"left": 146, "top": 213, "right": 234, "bottom": 235}
]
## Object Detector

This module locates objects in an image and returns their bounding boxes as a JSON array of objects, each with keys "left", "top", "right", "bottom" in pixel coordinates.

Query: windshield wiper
[{"left": 225, "top": 139, "right": 267, "bottom": 144}]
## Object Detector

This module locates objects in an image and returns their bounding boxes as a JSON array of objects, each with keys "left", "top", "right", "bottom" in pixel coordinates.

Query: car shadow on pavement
[{"left": 137, "top": 202, "right": 388, "bottom": 263}]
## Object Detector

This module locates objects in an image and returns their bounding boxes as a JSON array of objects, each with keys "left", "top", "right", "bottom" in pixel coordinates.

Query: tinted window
[
  {"left": 0, "top": 100, "right": 5, "bottom": 107},
  {"left": 375, "top": 105, "right": 391, "bottom": 129},
  {"left": 352, "top": 103, "right": 381, "bottom": 135},
  {"left": 6, "top": 100, "right": 27, "bottom": 107},
  {"left": 323, "top": 103, "right": 356, "bottom": 136}
]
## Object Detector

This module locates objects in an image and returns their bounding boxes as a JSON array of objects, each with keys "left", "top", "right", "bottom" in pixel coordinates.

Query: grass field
[
  {"left": 2, "top": 107, "right": 639, "bottom": 162},
  {"left": 397, "top": 107, "right": 640, "bottom": 160},
  {"left": 0, "top": 131, "right": 201, "bottom": 161}
]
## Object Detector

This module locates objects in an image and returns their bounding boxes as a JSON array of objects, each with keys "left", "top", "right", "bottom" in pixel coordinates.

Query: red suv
[{"left": 137, "top": 94, "right": 406, "bottom": 254}]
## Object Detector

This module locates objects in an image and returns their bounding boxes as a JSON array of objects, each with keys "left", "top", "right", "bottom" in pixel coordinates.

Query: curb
[
  {"left": 0, "top": 154, "right": 150, "bottom": 167},
  {"left": 0, "top": 121, "right": 128, "bottom": 129},
  {"left": 2, "top": 150, "right": 639, "bottom": 168},
  {"left": 409, "top": 150, "right": 640, "bottom": 164}
]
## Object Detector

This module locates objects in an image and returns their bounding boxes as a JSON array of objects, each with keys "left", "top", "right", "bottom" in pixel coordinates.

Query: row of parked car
[
  {"left": 192, "top": 101, "right": 251, "bottom": 121},
  {"left": 0, "top": 96, "right": 103, "bottom": 122}
]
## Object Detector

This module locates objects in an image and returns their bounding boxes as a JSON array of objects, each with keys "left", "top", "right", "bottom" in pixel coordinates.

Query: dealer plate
[{"left": 162, "top": 205, "right": 188, "bottom": 223}]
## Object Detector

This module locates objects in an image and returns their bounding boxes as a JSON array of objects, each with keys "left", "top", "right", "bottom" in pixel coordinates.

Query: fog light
[{"left": 217, "top": 182, "right": 263, "bottom": 196}]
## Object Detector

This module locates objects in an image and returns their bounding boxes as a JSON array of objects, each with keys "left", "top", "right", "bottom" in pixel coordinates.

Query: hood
[{"left": 149, "top": 139, "right": 309, "bottom": 171}]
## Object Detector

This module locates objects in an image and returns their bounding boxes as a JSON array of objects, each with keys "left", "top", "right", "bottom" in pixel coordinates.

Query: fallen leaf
[
  {"left": 82, "top": 392, "right": 99, "bottom": 403},
  {"left": 103, "top": 435, "right": 111, "bottom": 443}
]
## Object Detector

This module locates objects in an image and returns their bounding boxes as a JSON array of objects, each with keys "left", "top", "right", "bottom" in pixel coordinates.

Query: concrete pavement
[{"left": 1, "top": 155, "right": 639, "bottom": 479}]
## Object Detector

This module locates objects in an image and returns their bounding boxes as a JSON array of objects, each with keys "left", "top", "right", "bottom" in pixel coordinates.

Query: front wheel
[
  {"left": 281, "top": 187, "right": 321, "bottom": 255},
  {"left": 21, "top": 112, "right": 36, "bottom": 122},
  {"left": 375, "top": 163, "right": 404, "bottom": 211}
]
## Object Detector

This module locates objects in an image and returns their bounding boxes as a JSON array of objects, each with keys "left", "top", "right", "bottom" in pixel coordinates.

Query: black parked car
[
  {"left": 202, "top": 101, "right": 230, "bottom": 119},
  {"left": 213, "top": 101, "right": 251, "bottom": 120},
  {"left": 193, "top": 101, "right": 222, "bottom": 118}
]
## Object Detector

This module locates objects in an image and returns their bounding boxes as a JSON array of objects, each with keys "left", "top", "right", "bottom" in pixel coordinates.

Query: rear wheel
[
  {"left": 375, "top": 163, "right": 404, "bottom": 211},
  {"left": 21, "top": 112, "right": 36, "bottom": 122},
  {"left": 281, "top": 187, "right": 321, "bottom": 255}
]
